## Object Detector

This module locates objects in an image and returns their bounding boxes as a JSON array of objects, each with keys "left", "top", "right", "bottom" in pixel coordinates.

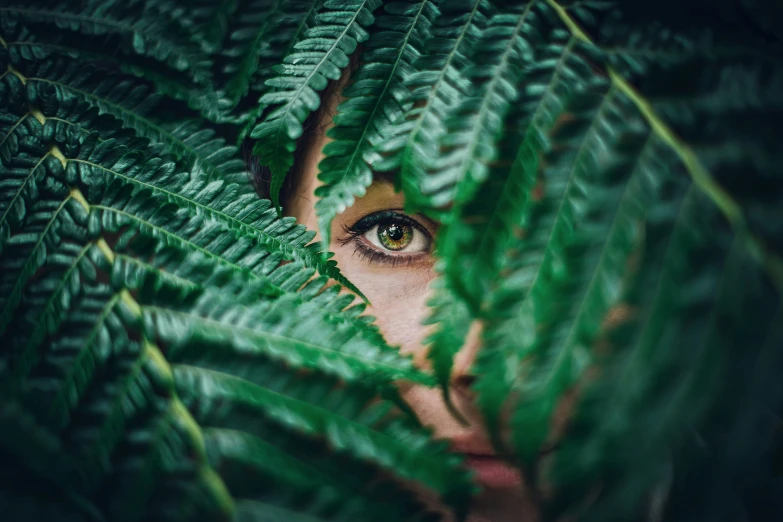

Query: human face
[{"left": 286, "top": 94, "right": 538, "bottom": 522}]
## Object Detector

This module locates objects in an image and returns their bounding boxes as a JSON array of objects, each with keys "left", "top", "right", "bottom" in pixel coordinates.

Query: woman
[{"left": 249, "top": 65, "right": 539, "bottom": 522}]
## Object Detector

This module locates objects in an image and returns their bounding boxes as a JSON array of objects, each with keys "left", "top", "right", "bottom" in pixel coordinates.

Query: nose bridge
[{"left": 452, "top": 319, "right": 482, "bottom": 382}]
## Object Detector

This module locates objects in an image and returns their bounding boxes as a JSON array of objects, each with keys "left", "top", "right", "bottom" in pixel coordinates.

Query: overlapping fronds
[
  {"left": 372, "top": 0, "right": 493, "bottom": 213},
  {"left": 425, "top": 1, "right": 539, "bottom": 212},
  {"left": 148, "top": 0, "right": 239, "bottom": 53},
  {"left": 0, "top": 0, "right": 212, "bottom": 85},
  {"left": 422, "top": 275, "right": 471, "bottom": 420},
  {"left": 233, "top": 0, "right": 323, "bottom": 136},
  {"left": 314, "top": 0, "right": 438, "bottom": 246},
  {"left": 249, "top": 0, "right": 323, "bottom": 100},
  {"left": 346, "top": 0, "right": 783, "bottom": 518},
  {"left": 219, "top": 0, "right": 289, "bottom": 107},
  {"left": 422, "top": 1, "right": 549, "bottom": 397},
  {"left": 0, "top": 4, "right": 475, "bottom": 521},
  {"left": 250, "top": 0, "right": 382, "bottom": 211},
  {"left": 434, "top": 1, "right": 783, "bottom": 519},
  {"left": 3, "top": 1, "right": 783, "bottom": 521}
]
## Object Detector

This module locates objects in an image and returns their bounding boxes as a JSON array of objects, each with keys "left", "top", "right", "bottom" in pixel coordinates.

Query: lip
[
  {"left": 450, "top": 438, "right": 523, "bottom": 489},
  {"left": 463, "top": 454, "right": 523, "bottom": 488}
]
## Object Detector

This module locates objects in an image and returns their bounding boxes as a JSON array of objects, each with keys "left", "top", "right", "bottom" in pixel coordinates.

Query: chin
[{"left": 466, "top": 481, "right": 539, "bottom": 522}]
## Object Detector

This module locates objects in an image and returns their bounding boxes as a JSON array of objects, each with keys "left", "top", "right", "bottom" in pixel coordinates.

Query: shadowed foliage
[{"left": 1, "top": 1, "right": 783, "bottom": 521}]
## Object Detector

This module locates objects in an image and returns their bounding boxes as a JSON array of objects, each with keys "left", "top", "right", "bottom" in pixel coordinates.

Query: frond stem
[
  {"left": 87, "top": 205, "right": 284, "bottom": 299},
  {"left": 546, "top": 0, "right": 783, "bottom": 294},
  {"left": 146, "top": 306, "right": 426, "bottom": 383},
  {"left": 67, "top": 184, "right": 235, "bottom": 517},
  {"left": 403, "top": 0, "right": 482, "bottom": 159},
  {"left": 463, "top": 37, "right": 576, "bottom": 291}
]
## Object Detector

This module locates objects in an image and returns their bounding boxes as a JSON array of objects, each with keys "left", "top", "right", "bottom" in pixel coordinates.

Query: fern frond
[
  {"left": 0, "top": 16, "right": 227, "bottom": 120},
  {"left": 545, "top": 188, "right": 781, "bottom": 520},
  {"left": 143, "top": 290, "right": 430, "bottom": 386},
  {"left": 5, "top": 2, "right": 781, "bottom": 521},
  {"left": 0, "top": 188, "right": 82, "bottom": 337},
  {"left": 549, "top": 0, "right": 783, "bottom": 290},
  {"left": 4, "top": 240, "right": 105, "bottom": 402},
  {"left": 108, "top": 220, "right": 388, "bottom": 365},
  {"left": 422, "top": 275, "right": 471, "bottom": 423},
  {"left": 235, "top": 0, "right": 323, "bottom": 140},
  {"left": 174, "top": 365, "right": 473, "bottom": 507},
  {"left": 450, "top": 4, "right": 783, "bottom": 518},
  {"left": 146, "top": 0, "right": 239, "bottom": 53},
  {"left": 250, "top": 0, "right": 323, "bottom": 95},
  {"left": 1, "top": 6, "right": 478, "bottom": 522},
  {"left": 432, "top": 1, "right": 555, "bottom": 323},
  {"left": 99, "top": 393, "right": 234, "bottom": 522},
  {"left": 0, "top": 395, "right": 82, "bottom": 495},
  {"left": 511, "top": 111, "right": 661, "bottom": 460},
  {"left": 220, "top": 0, "right": 288, "bottom": 106},
  {"left": 20, "top": 58, "right": 162, "bottom": 138},
  {"left": 250, "top": 0, "right": 382, "bottom": 211},
  {"left": 202, "top": 428, "right": 438, "bottom": 522},
  {"left": 23, "top": 283, "right": 131, "bottom": 434},
  {"left": 424, "top": 2, "right": 538, "bottom": 213},
  {"left": 14, "top": 57, "right": 242, "bottom": 178},
  {"left": 0, "top": 1, "right": 212, "bottom": 84},
  {"left": 314, "top": 0, "right": 437, "bottom": 246},
  {"left": 0, "top": 114, "right": 50, "bottom": 250},
  {"left": 476, "top": 76, "right": 633, "bottom": 463},
  {"left": 464, "top": 36, "right": 598, "bottom": 436},
  {"left": 155, "top": 120, "right": 248, "bottom": 184},
  {"left": 372, "top": 0, "right": 492, "bottom": 213},
  {"left": 59, "top": 128, "right": 363, "bottom": 297}
]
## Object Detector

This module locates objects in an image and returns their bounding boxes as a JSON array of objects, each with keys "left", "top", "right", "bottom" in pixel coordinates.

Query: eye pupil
[
  {"left": 386, "top": 225, "right": 404, "bottom": 241},
  {"left": 378, "top": 223, "right": 412, "bottom": 251}
]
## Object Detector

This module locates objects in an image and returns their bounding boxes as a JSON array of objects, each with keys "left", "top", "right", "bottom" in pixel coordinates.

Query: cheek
[
  {"left": 333, "top": 254, "right": 435, "bottom": 366},
  {"left": 369, "top": 283, "right": 431, "bottom": 363},
  {"left": 330, "top": 252, "right": 471, "bottom": 438}
]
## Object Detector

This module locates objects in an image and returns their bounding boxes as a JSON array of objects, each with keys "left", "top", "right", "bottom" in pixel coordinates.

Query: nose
[{"left": 450, "top": 320, "right": 482, "bottom": 398}]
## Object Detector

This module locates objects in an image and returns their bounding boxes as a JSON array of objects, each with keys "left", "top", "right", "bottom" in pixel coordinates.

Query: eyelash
[{"left": 339, "top": 211, "right": 432, "bottom": 267}]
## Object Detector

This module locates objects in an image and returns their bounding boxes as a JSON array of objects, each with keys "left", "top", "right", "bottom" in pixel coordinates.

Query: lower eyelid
[{"left": 351, "top": 241, "right": 431, "bottom": 267}]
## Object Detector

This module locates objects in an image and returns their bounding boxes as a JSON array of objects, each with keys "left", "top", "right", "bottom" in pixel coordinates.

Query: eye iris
[{"left": 377, "top": 223, "right": 412, "bottom": 251}]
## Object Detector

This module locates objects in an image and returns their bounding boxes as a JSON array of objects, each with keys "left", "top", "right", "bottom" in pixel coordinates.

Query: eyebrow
[{"left": 365, "top": 171, "right": 438, "bottom": 228}]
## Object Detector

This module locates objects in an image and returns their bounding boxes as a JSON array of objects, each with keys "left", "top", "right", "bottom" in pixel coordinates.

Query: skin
[{"left": 284, "top": 81, "right": 539, "bottom": 522}]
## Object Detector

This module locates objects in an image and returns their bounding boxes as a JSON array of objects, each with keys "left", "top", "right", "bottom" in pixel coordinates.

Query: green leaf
[
  {"left": 0, "top": 1, "right": 212, "bottom": 84},
  {"left": 250, "top": 0, "right": 382, "bottom": 212},
  {"left": 234, "top": 0, "right": 323, "bottom": 136},
  {"left": 422, "top": 275, "right": 471, "bottom": 425},
  {"left": 426, "top": 2, "right": 537, "bottom": 212},
  {"left": 220, "top": 0, "right": 287, "bottom": 106},
  {"left": 372, "top": 0, "right": 492, "bottom": 214},
  {"left": 4, "top": 2, "right": 783, "bottom": 521},
  {"left": 314, "top": 0, "right": 438, "bottom": 247},
  {"left": 203, "top": 427, "right": 440, "bottom": 522},
  {"left": 144, "top": 290, "right": 431, "bottom": 386},
  {"left": 174, "top": 365, "right": 473, "bottom": 505}
]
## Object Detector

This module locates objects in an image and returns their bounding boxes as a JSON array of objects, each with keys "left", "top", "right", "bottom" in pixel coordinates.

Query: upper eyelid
[{"left": 348, "top": 210, "right": 432, "bottom": 238}]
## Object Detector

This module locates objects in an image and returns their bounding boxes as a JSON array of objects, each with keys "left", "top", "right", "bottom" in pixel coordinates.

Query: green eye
[
  {"left": 377, "top": 223, "right": 413, "bottom": 251},
  {"left": 351, "top": 211, "right": 432, "bottom": 257}
]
